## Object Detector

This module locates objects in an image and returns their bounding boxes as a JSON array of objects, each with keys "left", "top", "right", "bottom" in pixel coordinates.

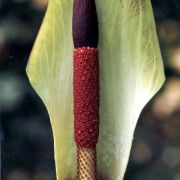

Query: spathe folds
[{"left": 26, "top": 0, "right": 165, "bottom": 179}]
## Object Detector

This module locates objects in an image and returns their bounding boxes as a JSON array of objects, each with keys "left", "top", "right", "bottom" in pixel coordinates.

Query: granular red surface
[{"left": 73, "top": 47, "right": 99, "bottom": 148}]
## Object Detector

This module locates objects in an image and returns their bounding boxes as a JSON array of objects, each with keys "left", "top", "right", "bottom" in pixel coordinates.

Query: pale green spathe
[{"left": 26, "top": 0, "right": 165, "bottom": 179}]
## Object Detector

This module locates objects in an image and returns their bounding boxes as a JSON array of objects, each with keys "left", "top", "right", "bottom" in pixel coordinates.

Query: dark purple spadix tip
[{"left": 73, "top": 0, "right": 99, "bottom": 48}]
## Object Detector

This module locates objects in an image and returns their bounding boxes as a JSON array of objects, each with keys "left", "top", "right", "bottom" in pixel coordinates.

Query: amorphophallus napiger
[{"left": 26, "top": 0, "right": 165, "bottom": 179}]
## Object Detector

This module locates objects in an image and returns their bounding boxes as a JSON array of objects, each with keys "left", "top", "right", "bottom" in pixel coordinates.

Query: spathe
[{"left": 26, "top": 0, "right": 165, "bottom": 179}]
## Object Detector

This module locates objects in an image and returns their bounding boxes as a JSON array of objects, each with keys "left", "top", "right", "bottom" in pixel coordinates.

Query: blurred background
[{"left": 0, "top": 0, "right": 180, "bottom": 180}]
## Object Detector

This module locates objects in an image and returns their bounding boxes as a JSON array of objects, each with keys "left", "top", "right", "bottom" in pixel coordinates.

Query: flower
[{"left": 26, "top": 0, "right": 165, "bottom": 179}]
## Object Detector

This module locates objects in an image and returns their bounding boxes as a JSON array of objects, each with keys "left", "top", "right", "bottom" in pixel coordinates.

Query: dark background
[{"left": 0, "top": 0, "right": 180, "bottom": 179}]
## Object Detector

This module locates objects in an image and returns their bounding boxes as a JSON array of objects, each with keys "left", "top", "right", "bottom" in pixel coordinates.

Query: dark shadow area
[{"left": 0, "top": 1, "right": 56, "bottom": 180}]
